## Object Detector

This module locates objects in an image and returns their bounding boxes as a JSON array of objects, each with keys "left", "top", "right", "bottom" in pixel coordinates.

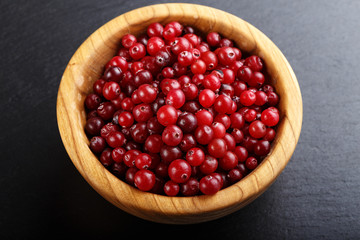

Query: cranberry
[
  {"left": 199, "top": 155, "right": 218, "bottom": 175},
  {"left": 100, "top": 148, "right": 114, "bottom": 168},
  {"left": 123, "top": 149, "right": 141, "bottom": 168},
  {"left": 168, "top": 159, "right": 192, "bottom": 183},
  {"left": 97, "top": 102, "right": 115, "bottom": 120},
  {"left": 147, "top": 116, "right": 165, "bottom": 134},
  {"left": 160, "top": 145, "right": 182, "bottom": 165},
  {"left": 177, "top": 112, "right": 198, "bottom": 133},
  {"left": 147, "top": 22, "right": 164, "bottom": 37},
  {"left": 195, "top": 109, "right": 213, "bottom": 126},
  {"left": 261, "top": 108, "right": 280, "bottom": 126},
  {"left": 130, "top": 122, "right": 149, "bottom": 143},
  {"left": 89, "top": 136, "right": 106, "bottom": 153},
  {"left": 186, "top": 147, "right": 205, "bottom": 166},
  {"left": 245, "top": 156, "right": 258, "bottom": 170},
  {"left": 103, "top": 66, "right": 123, "bottom": 82},
  {"left": 144, "top": 134, "right": 163, "bottom": 153},
  {"left": 208, "top": 138, "right": 228, "bottom": 158},
  {"left": 245, "top": 55, "right": 263, "bottom": 72},
  {"left": 166, "top": 89, "right": 186, "bottom": 109},
  {"left": 112, "top": 147, "right": 126, "bottom": 163},
  {"left": 132, "top": 103, "right": 153, "bottom": 122},
  {"left": 234, "top": 146, "right": 248, "bottom": 162},
  {"left": 194, "top": 125, "right": 214, "bottom": 145},
  {"left": 157, "top": 105, "right": 178, "bottom": 126},
  {"left": 137, "top": 84, "right": 158, "bottom": 103},
  {"left": 106, "top": 131, "right": 126, "bottom": 148},
  {"left": 117, "top": 111, "right": 134, "bottom": 128},
  {"left": 179, "top": 134, "right": 197, "bottom": 152},
  {"left": 85, "top": 117, "right": 104, "bottom": 136},
  {"left": 164, "top": 180, "right": 180, "bottom": 196},
  {"left": 134, "top": 169, "right": 156, "bottom": 191},
  {"left": 219, "top": 151, "right": 238, "bottom": 170},
  {"left": 240, "top": 90, "right": 256, "bottom": 106},
  {"left": 85, "top": 93, "right": 101, "bottom": 110},
  {"left": 201, "top": 51, "right": 218, "bottom": 70},
  {"left": 122, "top": 34, "right": 137, "bottom": 48},
  {"left": 198, "top": 89, "right": 216, "bottom": 108},
  {"left": 191, "top": 59, "right": 206, "bottom": 74},
  {"left": 249, "top": 120, "right": 267, "bottom": 139},
  {"left": 180, "top": 177, "right": 200, "bottom": 196},
  {"left": 162, "top": 125, "right": 183, "bottom": 146},
  {"left": 147, "top": 37, "right": 165, "bottom": 56},
  {"left": 206, "top": 32, "right": 221, "bottom": 47},
  {"left": 182, "top": 83, "right": 198, "bottom": 100},
  {"left": 135, "top": 153, "right": 152, "bottom": 169},
  {"left": 199, "top": 175, "right": 221, "bottom": 195}
]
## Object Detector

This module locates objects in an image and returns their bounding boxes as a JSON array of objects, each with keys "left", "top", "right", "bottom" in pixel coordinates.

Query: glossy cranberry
[
  {"left": 237, "top": 65, "right": 253, "bottom": 82},
  {"left": 219, "top": 151, "right": 238, "bottom": 170},
  {"left": 186, "top": 148, "right": 205, "bottom": 166},
  {"left": 179, "top": 134, "right": 197, "bottom": 152},
  {"left": 137, "top": 34, "right": 149, "bottom": 46},
  {"left": 195, "top": 109, "right": 213, "bottom": 126},
  {"left": 245, "top": 156, "right": 258, "bottom": 170},
  {"left": 100, "top": 122, "right": 120, "bottom": 139},
  {"left": 157, "top": 105, "right": 178, "bottom": 126},
  {"left": 166, "top": 89, "right": 186, "bottom": 109},
  {"left": 118, "top": 47, "right": 131, "bottom": 61},
  {"left": 231, "top": 128, "right": 244, "bottom": 143},
  {"left": 194, "top": 125, "right": 214, "bottom": 145},
  {"left": 155, "top": 162, "right": 168, "bottom": 178},
  {"left": 133, "top": 69, "right": 153, "bottom": 87},
  {"left": 147, "top": 36, "right": 165, "bottom": 56},
  {"left": 248, "top": 71, "right": 265, "bottom": 88},
  {"left": 180, "top": 177, "right": 200, "bottom": 196},
  {"left": 206, "top": 32, "right": 221, "bottom": 47},
  {"left": 171, "top": 37, "right": 191, "bottom": 55},
  {"left": 222, "top": 68, "right": 235, "bottom": 84},
  {"left": 191, "top": 59, "right": 206, "bottom": 74},
  {"left": 181, "top": 83, "right": 198, "bottom": 101},
  {"left": 212, "top": 115, "right": 229, "bottom": 131},
  {"left": 208, "top": 138, "right": 228, "bottom": 158},
  {"left": 242, "top": 136, "right": 258, "bottom": 153},
  {"left": 85, "top": 93, "right": 101, "bottom": 110},
  {"left": 209, "top": 122, "right": 225, "bottom": 138},
  {"left": 146, "top": 116, "right": 165, "bottom": 134},
  {"left": 147, "top": 22, "right": 164, "bottom": 37},
  {"left": 267, "top": 91, "right": 279, "bottom": 106},
  {"left": 245, "top": 55, "right": 263, "bottom": 72},
  {"left": 134, "top": 169, "right": 156, "bottom": 191},
  {"left": 201, "top": 51, "right": 218, "bottom": 70},
  {"left": 263, "top": 128, "right": 276, "bottom": 141},
  {"left": 85, "top": 117, "right": 104, "bottom": 136},
  {"left": 123, "top": 149, "right": 141, "bottom": 168},
  {"left": 199, "top": 175, "right": 221, "bottom": 195},
  {"left": 198, "top": 89, "right": 216, "bottom": 108},
  {"left": 223, "top": 133, "right": 236, "bottom": 151},
  {"left": 121, "top": 33, "right": 137, "bottom": 48},
  {"left": 129, "top": 43, "right": 146, "bottom": 60},
  {"left": 216, "top": 47, "right": 236, "bottom": 66},
  {"left": 261, "top": 108, "right": 280, "bottom": 126},
  {"left": 220, "top": 84, "right": 235, "bottom": 98},
  {"left": 166, "top": 21, "right": 183, "bottom": 36},
  {"left": 106, "top": 56, "right": 128, "bottom": 72},
  {"left": 137, "top": 84, "right": 158, "bottom": 103},
  {"left": 162, "top": 125, "right": 183, "bottom": 146},
  {"left": 248, "top": 120, "right": 267, "bottom": 139},
  {"left": 168, "top": 159, "right": 192, "bottom": 184},
  {"left": 125, "top": 167, "right": 138, "bottom": 186},
  {"left": 97, "top": 102, "right": 115, "bottom": 121},
  {"left": 93, "top": 79, "right": 106, "bottom": 96},
  {"left": 254, "top": 90, "right": 268, "bottom": 106},
  {"left": 198, "top": 155, "right": 217, "bottom": 175},
  {"left": 106, "top": 131, "right": 126, "bottom": 148},
  {"left": 117, "top": 111, "right": 134, "bottom": 128},
  {"left": 132, "top": 103, "right": 153, "bottom": 122},
  {"left": 184, "top": 33, "right": 200, "bottom": 47},
  {"left": 120, "top": 97, "right": 134, "bottom": 111},
  {"left": 177, "top": 50, "right": 194, "bottom": 66},
  {"left": 240, "top": 90, "right": 256, "bottom": 106},
  {"left": 164, "top": 180, "right": 180, "bottom": 196},
  {"left": 89, "top": 136, "right": 106, "bottom": 153},
  {"left": 100, "top": 148, "right": 114, "bottom": 168},
  {"left": 135, "top": 153, "right": 152, "bottom": 169},
  {"left": 202, "top": 74, "right": 221, "bottom": 92},
  {"left": 214, "top": 94, "right": 232, "bottom": 114},
  {"left": 125, "top": 141, "right": 142, "bottom": 151},
  {"left": 144, "top": 134, "right": 163, "bottom": 153},
  {"left": 102, "top": 81, "right": 121, "bottom": 100},
  {"left": 160, "top": 145, "right": 183, "bottom": 165},
  {"left": 151, "top": 96, "right": 165, "bottom": 113},
  {"left": 160, "top": 78, "right": 181, "bottom": 94},
  {"left": 112, "top": 147, "right": 126, "bottom": 163},
  {"left": 103, "top": 66, "right": 123, "bottom": 82},
  {"left": 176, "top": 112, "right": 198, "bottom": 133},
  {"left": 234, "top": 146, "right": 248, "bottom": 163},
  {"left": 227, "top": 168, "right": 243, "bottom": 183},
  {"left": 191, "top": 73, "right": 205, "bottom": 86},
  {"left": 130, "top": 122, "right": 149, "bottom": 143}
]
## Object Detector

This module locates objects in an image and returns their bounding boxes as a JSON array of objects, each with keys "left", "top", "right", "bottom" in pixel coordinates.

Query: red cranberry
[
  {"left": 208, "top": 138, "right": 228, "bottom": 158},
  {"left": 180, "top": 177, "right": 200, "bottom": 196},
  {"left": 162, "top": 125, "right": 183, "bottom": 146},
  {"left": 186, "top": 147, "right": 205, "bottom": 166},
  {"left": 89, "top": 136, "right": 106, "bottom": 153},
  {"left": 157, "top": 105, "right": 178, "bottom": 126},
  {"left": 85, "top": 117, "right": 104, "bottom": 136},
  {"left": 168, "top": 159, "right": 192, "bottom": 183},
  {"left": 199, "top": 175, "right": 221, "bottom": 195},
  {"left": 135, "top": 153, "right": 152, "bottom": 169},
  {"left": 261, "top": 108, "right": 280, "bottom": 126},
  {"left": 134, "top": 169, "right": 156, "bottom": 191},
  {"left": 164, "top": 180, "right": 180, "bottom": 196}
]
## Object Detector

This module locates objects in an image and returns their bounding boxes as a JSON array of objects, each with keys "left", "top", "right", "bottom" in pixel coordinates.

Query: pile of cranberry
[{"left": 84, "top": 21, "right": 280, "bottom": 196}]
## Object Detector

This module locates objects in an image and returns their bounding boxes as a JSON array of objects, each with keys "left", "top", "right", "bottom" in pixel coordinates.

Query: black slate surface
[{"left": 1, "top": 0, "right": 359, "bottom": 239}]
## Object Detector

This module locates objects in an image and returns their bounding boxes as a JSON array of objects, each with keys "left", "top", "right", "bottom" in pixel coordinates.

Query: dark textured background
[{"left": 1, "top": 0, "right": 359, "bottom": 239}]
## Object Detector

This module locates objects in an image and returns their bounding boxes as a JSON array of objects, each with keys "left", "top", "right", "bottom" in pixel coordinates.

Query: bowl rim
[{"left": 56, "top": 3, "right": 303, "bottom": 223}]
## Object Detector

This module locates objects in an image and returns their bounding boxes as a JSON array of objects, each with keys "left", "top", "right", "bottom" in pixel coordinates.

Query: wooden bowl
[{"left": 56, "top": 3, "right": 302, "bottom": 224}]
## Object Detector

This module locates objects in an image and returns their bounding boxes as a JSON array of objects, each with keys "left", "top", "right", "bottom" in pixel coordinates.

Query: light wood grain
[{"left": 56, "top": 3, "right": 302, "bottom": 224}]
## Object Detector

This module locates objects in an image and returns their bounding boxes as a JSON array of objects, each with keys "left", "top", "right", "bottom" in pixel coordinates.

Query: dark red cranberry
[
  {"left": 89, "top": 136, "right": 106, "bottom": 153},
  {"left": 100, "top": 148, "right": 114, "bottom": 168},
  {"left": 164, "top": 180, "right": 180, "bottom": 196},
  {"left": 85, "top": 117, "right": 104, "bottom": 136},
  {"left": 199, "top": 175, "right": 221, "bottom": 195},
  {"left": 134, "top": 169, "right": 156, "bottom": 191},
  {"left": 177, "top": 112, "right": 198, "bottom": 133},
  {"left": 160, "top": 145, "right": 183, "bottom": 165},
  {"left": 130, "top": 122, "right": 149, "bottom": 143},
  {"left": 180, "top": 177, "right": 200, "bottom": 196}
]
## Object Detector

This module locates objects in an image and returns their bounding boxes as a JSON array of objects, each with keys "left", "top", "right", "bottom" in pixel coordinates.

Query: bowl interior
[{"left": 57, "top": 3, "right": 302, "bottom": 224}]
